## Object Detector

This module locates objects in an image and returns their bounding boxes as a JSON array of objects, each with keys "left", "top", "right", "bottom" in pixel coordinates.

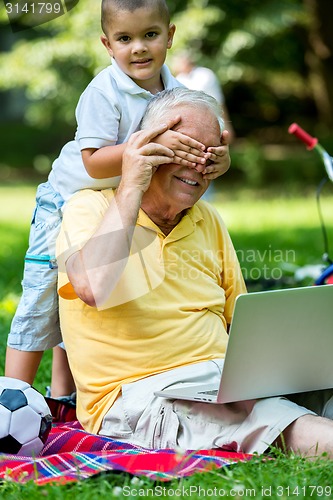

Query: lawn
[{"left": 0, "top": 182, "right": 333, "bottom": 498}]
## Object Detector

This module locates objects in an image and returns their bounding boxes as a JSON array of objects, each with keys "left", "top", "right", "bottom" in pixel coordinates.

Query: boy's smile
[{"left": 101, "top": 7, "right": 175, "bottom": 94}]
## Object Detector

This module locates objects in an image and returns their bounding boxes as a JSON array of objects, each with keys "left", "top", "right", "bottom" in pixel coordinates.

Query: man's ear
[
  {"left": 100, "top": 35, "right": 113, "bottom": 57},
  {"left": 167, "top": 24, "right": 176, "bottom": 49}
]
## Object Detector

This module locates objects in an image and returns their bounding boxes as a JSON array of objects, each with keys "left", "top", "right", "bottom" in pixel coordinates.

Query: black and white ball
[{"left": 0, "top": 376, "right": 52, "bottom": 456}]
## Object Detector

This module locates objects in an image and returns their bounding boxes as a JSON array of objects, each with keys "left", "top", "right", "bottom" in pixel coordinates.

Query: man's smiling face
[{"left": 144, "top": 105, "right": 222, "bottom": 215}]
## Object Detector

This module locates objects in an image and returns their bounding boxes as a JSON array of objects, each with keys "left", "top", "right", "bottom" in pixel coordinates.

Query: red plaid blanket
[{"left": 0, "top": 400, "right": 252, "bottom": 485}]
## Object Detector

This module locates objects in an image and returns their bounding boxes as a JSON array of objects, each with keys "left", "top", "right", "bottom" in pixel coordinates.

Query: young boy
[{"left": 5, "top": 0, "right": 231, "bottom": 400}]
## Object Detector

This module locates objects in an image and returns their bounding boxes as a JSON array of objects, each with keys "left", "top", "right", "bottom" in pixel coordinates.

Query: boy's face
[{"left": 101, "top": 7, "right": 175, "bottom": 94}]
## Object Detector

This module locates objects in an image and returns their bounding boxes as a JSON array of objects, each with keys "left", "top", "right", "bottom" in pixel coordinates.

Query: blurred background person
[{"left": 173, "top": 51, "right": 234, "bottom": 141}]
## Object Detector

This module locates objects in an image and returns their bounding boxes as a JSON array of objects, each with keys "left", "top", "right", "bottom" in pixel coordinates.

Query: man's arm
[{"left": 66, "top": 123, "right": 175, "bottom": 307}]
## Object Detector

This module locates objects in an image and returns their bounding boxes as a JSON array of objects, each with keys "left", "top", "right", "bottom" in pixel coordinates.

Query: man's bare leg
[
  {"left": 5, "top": 346, "right": 43, "bottom": 385},
  {"left": 279, "top": 414, "right": 333, "bottom": 458}
]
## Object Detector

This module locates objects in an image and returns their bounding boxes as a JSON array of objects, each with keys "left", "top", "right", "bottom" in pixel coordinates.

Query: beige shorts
[{"left": 99, "top": 360, "right": 333, "bottom": 454}]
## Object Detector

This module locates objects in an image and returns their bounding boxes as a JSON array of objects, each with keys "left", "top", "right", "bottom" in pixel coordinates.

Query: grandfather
[{"left": 57, "top": 88, "right": 333, "bottom": 456}]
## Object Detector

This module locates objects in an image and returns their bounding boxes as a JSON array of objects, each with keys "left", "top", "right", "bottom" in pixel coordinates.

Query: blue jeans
[{"left": 7, "top": 182, "right": 64, "bottom": 351}]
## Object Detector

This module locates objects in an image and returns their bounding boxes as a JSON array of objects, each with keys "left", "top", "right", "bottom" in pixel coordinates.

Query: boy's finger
[
  {"left": 194, "top": 163, "right": 206, "bottom": 173},
  {"left": 204, "top": 151, "right": 217, "bottom": 161},
  {"left": 203, "top": 172, "right": 220, "bottom": 180},
  {"left": 172, "top": 155, "right": 197, "bottom": 168},
  {"left": 202, "top": 165, "right": 215, "bottom": 174},
  {"left": 220, "top": 129, "right": 230, "bottom": 145},
  {"left": 206, "top": 146, "right": 228, "bottom": 156},
  {"left": 178, "top": 134, "right": 205, "bottom": 152},
  {"left": 174, "top": 149, "right": 206, "bottom": 165}
]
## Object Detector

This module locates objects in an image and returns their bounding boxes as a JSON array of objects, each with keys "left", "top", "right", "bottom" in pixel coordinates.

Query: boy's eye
[
  {"left": 118, "top": 35, "right": 131, "bottom": 42},
  {"left": 145, "top": 31, "right": 158, "bottom": 38}
]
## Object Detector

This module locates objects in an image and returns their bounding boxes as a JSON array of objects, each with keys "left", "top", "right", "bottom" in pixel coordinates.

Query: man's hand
[
  {"left": 66, "top": 122, "right": 175, "bottom": 308},
  {"left": 201, "top": 130, "right": 231, "bottom": 180},
  {"left": 120, "top": 123, "right": 175, "bottom": 194}
]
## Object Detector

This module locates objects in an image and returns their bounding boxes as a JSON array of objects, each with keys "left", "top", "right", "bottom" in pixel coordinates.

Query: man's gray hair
[{"left": 140, "top": 87, "right": 224, "bottom": 133}]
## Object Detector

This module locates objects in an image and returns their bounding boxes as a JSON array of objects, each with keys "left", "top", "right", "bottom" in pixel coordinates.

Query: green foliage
[
  {"left": 0, "top": 0, "right": 315, "bottom": 131},
  {"left": 1, "top": 0, "right": 333, "bottom": 188},
  {"left": 0, "top": 0, "right": 106, "bottom": 126}
]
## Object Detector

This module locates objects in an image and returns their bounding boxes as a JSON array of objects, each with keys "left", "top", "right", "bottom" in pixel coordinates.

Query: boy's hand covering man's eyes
[
  {"left": 201, "top": 130, "right": 231, "bottom": 180},
  {"left": 152, "top": 117, "right": 207, "bottom": 168},
  {"left": 154, "top": 129, "right": 207, "bottom": 167},
  {"left": 150, "top": 117, "right": 231, "bottom": 178}
]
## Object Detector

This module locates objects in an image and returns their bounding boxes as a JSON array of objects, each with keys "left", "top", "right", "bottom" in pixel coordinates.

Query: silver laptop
[{"left": 154, "top": 285, "right": 333, "bottom": 404}]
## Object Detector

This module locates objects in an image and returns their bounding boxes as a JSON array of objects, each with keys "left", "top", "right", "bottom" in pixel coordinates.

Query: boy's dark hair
[{"left": 101, "top": 0, "right": 170, "bottom": 35}]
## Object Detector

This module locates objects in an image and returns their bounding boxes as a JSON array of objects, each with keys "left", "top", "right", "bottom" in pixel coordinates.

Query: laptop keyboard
[{"left": 198, "top": 389, "right": 218, "bottom": 396}]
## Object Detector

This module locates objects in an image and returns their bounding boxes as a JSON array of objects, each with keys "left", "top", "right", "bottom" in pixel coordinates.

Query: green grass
[
  {"left": 213, "top": 186, "right": 333, "bottom": 289},
  {"left": 0, "top": 184, "right": 51, "bottom": 394},
  {"left": 1, "top": 183, "right": 333, "bottom": 498},
  {"left": 1, "top": 451, "right": 333, "bottom": 499}
]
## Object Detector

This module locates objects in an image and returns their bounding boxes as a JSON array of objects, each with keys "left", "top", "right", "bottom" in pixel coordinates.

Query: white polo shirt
[{"left": 48, "top": 59, "right": 183, "bottom": 201}]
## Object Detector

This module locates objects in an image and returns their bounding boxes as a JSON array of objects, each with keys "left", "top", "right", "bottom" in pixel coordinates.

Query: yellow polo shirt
[{"left": 56, "top": 189, "right": 246, "bottom": 434}]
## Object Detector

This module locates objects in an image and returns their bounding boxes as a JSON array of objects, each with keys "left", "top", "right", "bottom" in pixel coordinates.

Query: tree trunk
[{"left": 304, "top": 0, "right": 333, "bottom": 127}]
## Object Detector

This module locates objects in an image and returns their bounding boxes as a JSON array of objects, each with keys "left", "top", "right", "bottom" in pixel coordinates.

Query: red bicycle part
[{"left": 288, "top": 123, "right": 318, "bottom": 150}]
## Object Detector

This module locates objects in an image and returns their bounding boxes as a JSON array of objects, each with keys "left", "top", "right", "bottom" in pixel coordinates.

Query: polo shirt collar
[
  {"left": 110, "top": 59, "right": 177, "bottom": 96},
  {"left": 161, "top": 64, "right": 180, "bottom": 90},
  {"left": 137, "top": 203, "right": 204, "bottom": 242}
]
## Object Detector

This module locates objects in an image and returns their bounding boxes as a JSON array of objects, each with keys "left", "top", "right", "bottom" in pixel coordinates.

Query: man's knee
[{"left": 275, "top": 414, "right": 333, "bottom": 458}]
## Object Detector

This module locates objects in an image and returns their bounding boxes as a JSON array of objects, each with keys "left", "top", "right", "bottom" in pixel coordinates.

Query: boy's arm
[{"left": 81, "top": 143, "right": 127, "bottom": 179}]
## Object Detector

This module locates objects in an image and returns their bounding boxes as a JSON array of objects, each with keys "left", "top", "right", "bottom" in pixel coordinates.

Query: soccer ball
[{"left": 0, "top": 376, "right": 53, "bottom": 456}]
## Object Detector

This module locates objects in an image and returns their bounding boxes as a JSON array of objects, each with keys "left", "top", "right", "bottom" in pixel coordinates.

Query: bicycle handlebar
[
  {"left": 288, "top": 123, "right": 318, "bottom": 150},
  {"left": 288, "top": 122, "right": 333, "bottom": 182}
]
